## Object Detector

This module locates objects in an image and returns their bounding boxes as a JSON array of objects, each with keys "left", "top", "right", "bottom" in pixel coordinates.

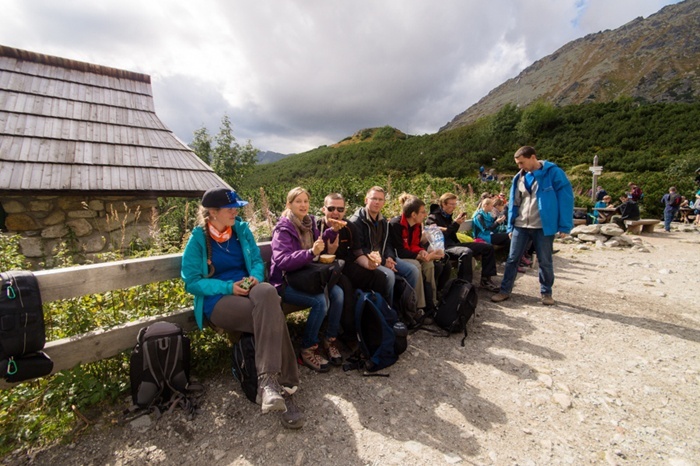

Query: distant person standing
[
  {"left": 661, "top": 187, "right": 682, "bottom": 232},
  {"left": 491, "top": 146, "right": 574, "bottom": 306}
]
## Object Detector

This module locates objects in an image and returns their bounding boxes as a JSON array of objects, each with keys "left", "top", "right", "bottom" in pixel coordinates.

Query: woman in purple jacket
[{"left": 270, "top": 187, "right": 344, "bottom": 373}]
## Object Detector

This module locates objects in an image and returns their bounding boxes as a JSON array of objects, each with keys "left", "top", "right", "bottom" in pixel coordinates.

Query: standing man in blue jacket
[{"left": 491, "top": 146, "right": 574, "bottom": 306}]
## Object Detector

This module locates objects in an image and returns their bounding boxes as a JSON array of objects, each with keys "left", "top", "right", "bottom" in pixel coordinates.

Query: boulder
[
  {"left": 570, "top": 224, "right": 601, "bottom": 236},
  {"left": 579, "top": 234, "right": 608, "bottom": 243},
  {"left": 600, "top": 224, "right": 624, "bottom": 236}
]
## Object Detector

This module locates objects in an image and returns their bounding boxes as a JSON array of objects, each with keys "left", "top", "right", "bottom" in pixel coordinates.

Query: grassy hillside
[{"left": 238, "top": 100, "right": 700, "bottom": 218}]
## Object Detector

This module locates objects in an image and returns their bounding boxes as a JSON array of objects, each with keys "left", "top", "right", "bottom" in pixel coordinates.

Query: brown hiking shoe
[
  {"left": 541, "top": 294, "right": 555, "bottom": 305},
  {"left": 299, "top": 345, "right": 330, "bottom": 373},
  {"left": 323, "top": 338, "right": 343, "bottom": 366},
  {"left": 491, "top": 292, "right": 510, "bottom": 303}
]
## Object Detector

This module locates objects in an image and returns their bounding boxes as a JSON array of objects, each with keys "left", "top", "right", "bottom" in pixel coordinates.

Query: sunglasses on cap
[{"left": 325, "top": 206, "right": 345, "bottom": 213}]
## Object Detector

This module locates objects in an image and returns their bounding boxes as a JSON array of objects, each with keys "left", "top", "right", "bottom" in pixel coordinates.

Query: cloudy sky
[{"left": 0, "top": 0, "right": 681, "bottom": 154}]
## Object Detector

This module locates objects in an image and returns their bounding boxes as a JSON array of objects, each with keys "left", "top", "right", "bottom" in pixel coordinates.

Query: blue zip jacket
[
  {"left": 181, "top": 219, "right": 265, "bottom": 330},
  {"left": 507, "top": 160, "right": 574, "bottom": 236}
]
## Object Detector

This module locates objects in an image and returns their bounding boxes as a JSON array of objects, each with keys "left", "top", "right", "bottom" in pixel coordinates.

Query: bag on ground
[
  {"left": 352, "top": 290, "right": 407, "bottom": 373},
  {"left": 130, "top": 321, "right": 193, "bottom": 411},
  {"left": 392, "top": 275, "right": 421, "bottom": 328},
  {"left": 0, "top": 271, "right": 53, "bottom": 382},
  {"left": 231, "top": 332, "right": 257, "bottom": 403},
  {"left": 435, "top": 278, "right": 478, "bottom": 346}
]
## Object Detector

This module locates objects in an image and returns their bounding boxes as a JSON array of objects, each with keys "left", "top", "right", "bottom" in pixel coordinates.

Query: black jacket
[
  {"left": 426, "top": 203, "right": 461, "bottom": 248},
  {"left": 348, "top": 207, "right": 396, "bottom": 263}
]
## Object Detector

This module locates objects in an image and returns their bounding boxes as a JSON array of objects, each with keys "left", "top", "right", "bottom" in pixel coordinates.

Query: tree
[
  {"left": 212, "top": 115, "right": 259, "bottom": 185},
  {"left": 190, "top": 127, "right": 213, "bottom": 165}
]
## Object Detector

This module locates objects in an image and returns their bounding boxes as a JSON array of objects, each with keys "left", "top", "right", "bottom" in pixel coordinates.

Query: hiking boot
[
  {"left": 479, "top": 277, "right": 500, "bottom": 292},
  {"left": 520, "top": 256, "right": 533, "bottom": 266},
  {"left": 491, "top": 292, "right": 510, "bottom": 303},
  {"left": 280, "top": 388, "right": 305, "bottom": 429},
  {"left": 541, "top": 294, "right": 555, "bottom": 306},
  {"left": 256, "top": 373, "right": 285, "bottom": 414},
  {"left": 299, "top": 345, "right": 330, "bottom": 373},
  {"left": 323, "top": 338, "right": 343, "bottom": 366},
  {"left": 517, "top": 266, "right": 527, "bottom": 273}
]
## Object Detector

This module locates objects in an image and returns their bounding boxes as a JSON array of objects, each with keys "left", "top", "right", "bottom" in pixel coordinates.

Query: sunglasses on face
[{"left": 325, "top": 206, "right": 345, "bottom": 213}]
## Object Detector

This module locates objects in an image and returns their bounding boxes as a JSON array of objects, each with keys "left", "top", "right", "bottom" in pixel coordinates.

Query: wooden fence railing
[{"left": 1, "top": 242, "right": 276, "bottom": 389}]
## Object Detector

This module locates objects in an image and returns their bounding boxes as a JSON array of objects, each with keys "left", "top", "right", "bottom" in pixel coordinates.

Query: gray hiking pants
[{"left": 211, "top": 282, "right": 299, "bottom": 388}]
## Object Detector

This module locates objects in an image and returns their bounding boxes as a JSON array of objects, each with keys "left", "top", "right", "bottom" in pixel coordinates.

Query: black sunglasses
[{"left": 325, "top": 206, "right": 345, "bottom": 213}]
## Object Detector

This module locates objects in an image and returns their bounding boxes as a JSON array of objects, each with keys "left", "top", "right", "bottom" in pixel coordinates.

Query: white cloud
[{"left": 0, "top": 0, "right": 682, "bottom": 154}]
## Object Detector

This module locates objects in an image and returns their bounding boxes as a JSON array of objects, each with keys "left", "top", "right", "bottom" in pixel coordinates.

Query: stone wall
[{"left": 1, "top": 195, "right": 158, "bottom": 267}]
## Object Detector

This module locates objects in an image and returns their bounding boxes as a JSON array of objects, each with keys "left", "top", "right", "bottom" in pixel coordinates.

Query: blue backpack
[{"left": 348, "top": 290, "right": 408, "bottom": 373}]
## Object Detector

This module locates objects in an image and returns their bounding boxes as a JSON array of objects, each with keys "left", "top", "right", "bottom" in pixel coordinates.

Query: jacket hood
[{"left": 429, "top": 203, "right": 441, "bottom": 215}]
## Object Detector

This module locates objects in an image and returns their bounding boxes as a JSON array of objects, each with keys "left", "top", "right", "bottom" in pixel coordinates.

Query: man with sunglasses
[{"left": 317, "top": 193, "right": 388, "bottom": 348}]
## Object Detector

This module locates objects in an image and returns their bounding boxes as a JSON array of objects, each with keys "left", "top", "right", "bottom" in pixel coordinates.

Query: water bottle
[{"left": 424, "top": 224, "right": 445, "bottom": 252}]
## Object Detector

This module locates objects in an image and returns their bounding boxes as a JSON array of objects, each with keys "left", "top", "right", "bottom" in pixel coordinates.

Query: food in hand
[
  {"left": 319, "top": 254, "right": 336, "bottom": 264},
  {"left": 240, "top": 277, "right": 254, "bottom": 291},
  {"left": 328, "top": 218, "right": 347, "bottom": 229},
  {"left": 368, "top": 251, "right": 382, "bottom": 265}
]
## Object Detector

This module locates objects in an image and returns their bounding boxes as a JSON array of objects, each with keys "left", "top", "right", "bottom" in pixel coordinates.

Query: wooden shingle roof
[{"left": 0, "top": 45, "right": 230, "bottom": 197}]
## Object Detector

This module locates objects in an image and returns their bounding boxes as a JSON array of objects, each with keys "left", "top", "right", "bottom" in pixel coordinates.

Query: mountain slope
[{"left": 441, "top": 0, "right": 700, "bottom": 131}]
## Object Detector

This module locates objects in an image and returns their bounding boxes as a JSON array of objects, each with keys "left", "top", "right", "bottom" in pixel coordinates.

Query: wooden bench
[
  {"left": 0, "top": 242, "right": 300, "bottom": 389},
  {"left": 625, "top": 219, "right": 660, "bottom": 234}
]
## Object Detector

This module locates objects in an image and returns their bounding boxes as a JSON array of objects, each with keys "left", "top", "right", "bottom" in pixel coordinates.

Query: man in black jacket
[
  {"left": 426, "top": 193, "right": 499, "bottom": 292},
  {"left": 348, "top": 186, "right": 421, "bottom": 305},
  {"left": 612, "top": 195, "right": 640, "bottom": 232}
]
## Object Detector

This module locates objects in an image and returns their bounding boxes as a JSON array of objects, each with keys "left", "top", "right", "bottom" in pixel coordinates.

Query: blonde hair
[
  {"left": 438, "top": 192, "right": 457, "bottom": 207},
  {"left": 481, "top": 197, "right": 494, "bottom": 208},
  {"left": 196, "top": 205, "right": 214, "bottom": 227},
  {"left": 286, "top": 186, "right": 310, "bottom": 207}
]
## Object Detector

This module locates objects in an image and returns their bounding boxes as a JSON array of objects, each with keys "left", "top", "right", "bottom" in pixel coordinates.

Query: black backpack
[
  {"left": 434, "top": 278, "right": 478, "bottom": 346},
  {"left": 392, "top": 275, "right": 421, "bottom": 329},
  {"left": 345, "top": 290, "right": 408, "bottom": 374},
  {"left": 130, "top": 321, "right": 196, "bottom": 415},
  {"left": 0, "top": 271, "right": 53, "bottom": 383},
  {"left": 231, "top": 333, "right": 257, "bottom": 403}
]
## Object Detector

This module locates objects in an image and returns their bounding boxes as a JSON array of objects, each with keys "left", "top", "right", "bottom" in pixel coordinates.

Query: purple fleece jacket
[{"left": 269, "top": 215, "right": 337, "bottom": 289}]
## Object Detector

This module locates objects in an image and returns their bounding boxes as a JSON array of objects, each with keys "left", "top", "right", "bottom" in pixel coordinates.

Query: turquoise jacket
[
  {"left": 507, "top": 160, "right": 575, "bottom": 236},
  {"left": 181, "top": 219, "right": 265, "bottom": 329}
]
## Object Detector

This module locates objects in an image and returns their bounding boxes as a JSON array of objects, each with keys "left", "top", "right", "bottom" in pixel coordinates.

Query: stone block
[
  {"left": 19, "top": 237, "right": 44, "bottom": 258},
  {"left": 82, "top": 234, "right": 107, "bottom": 253},
  {"left": 67, "top": 219, "right": 93, "bottom": 237},
  {"left": 42, "top": 224, "right": 69, "bottom": 238},
  {"left": 2, "top": 200, "right": 26, "bottom": 214},
  {"left": 43, "top": 211, "right": 66, "bottom": 226},
  {"left": 57, "top": 197, "right": 86, "bottom": 211},
  {"left": 29, "top": 200, "right": 52, "bottom": 212},
  {"left": 67, "top": 210, "right": 97, "bottom": 219},
  {"left": 5, "top": 213, "right": 40, "bottom": 231}
]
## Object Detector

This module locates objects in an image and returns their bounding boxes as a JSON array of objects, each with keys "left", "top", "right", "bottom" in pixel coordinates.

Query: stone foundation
[{"left": 1, "top": 195, "right": 158, "bottom": 267}]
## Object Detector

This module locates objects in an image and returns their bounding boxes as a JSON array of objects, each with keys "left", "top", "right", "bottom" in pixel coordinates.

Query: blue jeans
[
  {"left": 663, "top": 208, "right": 677, "bottom": 231},
  {"left": 377, "top": 259, "right": 420, "bottom": 305},
  {"left": 283, "top": 284, "right": 343, "bottom": 349},
  {"left": 500, "top": 227, "right": 555, "bottom": 296}
]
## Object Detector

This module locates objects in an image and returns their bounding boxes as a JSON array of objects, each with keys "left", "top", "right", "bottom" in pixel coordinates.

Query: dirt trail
[{"left": 5, "top": 228, "right": 700, "bottom": 466}]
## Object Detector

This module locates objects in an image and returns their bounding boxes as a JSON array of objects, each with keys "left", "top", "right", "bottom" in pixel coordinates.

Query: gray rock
[
  {"left": 571, "top": 224, "right": 601, "bottom": 236},
  {"left": 579, "top": 234, "right": 607, "bottom": 243},
  {"left": 600, "top": 224, "right": 624, "bottom": 236}
]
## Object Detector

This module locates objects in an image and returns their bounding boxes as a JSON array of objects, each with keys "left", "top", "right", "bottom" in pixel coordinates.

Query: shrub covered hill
[{"left": 240, "top": 0, "right": 700, "bottom": 215}]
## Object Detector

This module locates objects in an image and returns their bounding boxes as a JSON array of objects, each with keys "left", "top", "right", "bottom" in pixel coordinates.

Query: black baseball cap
[{"left": 201, "top": 188, "right": 248, "bottom": 209}]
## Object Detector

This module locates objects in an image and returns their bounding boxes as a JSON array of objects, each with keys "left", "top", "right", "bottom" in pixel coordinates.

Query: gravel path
[{"left": 6, "top": 227, "right": 700, "bottom": 466}]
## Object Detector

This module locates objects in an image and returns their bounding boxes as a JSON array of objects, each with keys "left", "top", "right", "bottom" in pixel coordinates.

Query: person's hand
[
  {"left": 496, "top": 216, "right": 505, "bottom": 224},
  {"left": 327, "top": 234, "right": 339, "bottom": 255},
  {"left": 385, "top": 257, "right": 397, "bottom": 272},
  {"left": 557, "top": 232, "right": 568, "bottom": 239},
  {"left": 429, "top": 250, "right": 445, "bottom": 261},
  {"left": 312, "top": 238, "right": 324, "bottom": 256},
  {"left": 233, "top": 279, "right": 250, "bottom": 296},
  {"left": 416, "top": 250, "right": 429, "bottom": 262}
]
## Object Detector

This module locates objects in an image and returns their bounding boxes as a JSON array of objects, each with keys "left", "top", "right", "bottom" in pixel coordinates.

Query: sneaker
[
  {"left": 541, "top": 294, "right": 555, "bottom": 306},
  {"left": 479, "top": 277, "right": 500, "bottom": 292},
  {"left": 520, "top": 256, "right": 532, "bottom": 266},
  {"left": 491, "top": 292, "right": 510, "bottom": 303},
  {"left": 323, "top": 338, "right": 343, "bottom": 366},
  {"left": 256, "top": 373, "right": 285, "bottom": 414},
  {"left": 280, "top": 388, "right": 305, "bottom": 429},
  {"left": 299, "top": 345, "right": 330, "bottom": 373},
  {"left": 517, "top": 266, "right": 527, "bottom": 273}
]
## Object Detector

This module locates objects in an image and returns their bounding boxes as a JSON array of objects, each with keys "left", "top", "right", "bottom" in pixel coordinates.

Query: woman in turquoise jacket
[{"left": 181, "top": 188, "right": 303, "bottom": 429}]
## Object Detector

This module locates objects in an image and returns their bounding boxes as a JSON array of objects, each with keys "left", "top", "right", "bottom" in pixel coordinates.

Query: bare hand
[
  {"left": 312, "top": 238, "right": 325, "bottom": 256},
  {"left": 327, "top": 234, "right": 339, "bottom": 255},
  {"left": 385, "top": 257, "right": 397, "bottom": 272},
  {"left": 233, "top": 279, "right": 250, "bottom": 296}
]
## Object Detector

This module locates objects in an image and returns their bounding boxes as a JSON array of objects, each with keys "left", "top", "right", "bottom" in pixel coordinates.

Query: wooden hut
[{"left": 0, "top": 45, "right": 230, "bottom": 266}]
